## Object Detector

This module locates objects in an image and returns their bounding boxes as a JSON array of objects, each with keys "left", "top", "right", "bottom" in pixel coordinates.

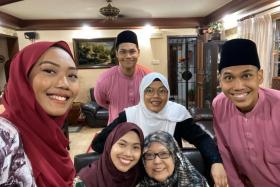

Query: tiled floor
[{"left": 69, "top": 126, "right": 103, "bottom": 161}]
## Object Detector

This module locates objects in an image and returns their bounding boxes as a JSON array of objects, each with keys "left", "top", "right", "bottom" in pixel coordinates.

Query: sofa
[
  {"left": 74, "top": 147, "right": 213, "bottom": 185},
  {"left": 189, "top": 107, "right": 215, "bottom": 139},
  {"left": 81, "top": 88, "right": 109, "bottom": 128},
  {"left": 74, "top": 107, "right": 215, "bottom": 185}
]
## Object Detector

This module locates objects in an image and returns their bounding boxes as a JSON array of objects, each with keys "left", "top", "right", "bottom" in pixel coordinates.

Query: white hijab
[{"left": 125, "top": 72, "right": 191, "bottom": 137}]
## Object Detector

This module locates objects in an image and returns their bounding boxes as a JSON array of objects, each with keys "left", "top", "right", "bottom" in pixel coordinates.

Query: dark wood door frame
[{"left": 0, "top": 33, "right": 19, "bottom": 81}]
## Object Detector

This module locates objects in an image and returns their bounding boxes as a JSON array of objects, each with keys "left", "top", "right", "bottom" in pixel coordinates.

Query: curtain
[
  {"left": 238, "top": 14, "right": 273, "bottom": 87},
  {"left": 238, "top": 18, "right": 254, "bottom": 39}
]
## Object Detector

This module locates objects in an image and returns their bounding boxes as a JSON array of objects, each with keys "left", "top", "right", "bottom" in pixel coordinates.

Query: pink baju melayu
[
  {"left": 213, "top": 88, "right": 280, "bottom": 187},
  {"left": 94, "top": 64, "right": 151, "bottom": 124}
]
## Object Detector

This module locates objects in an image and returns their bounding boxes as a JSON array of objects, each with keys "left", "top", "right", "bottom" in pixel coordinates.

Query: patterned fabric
[
  {"left": 0, "top": 117, "right": 36, "bottom": 186},
  {"left": 139, "top": 131, "right": 209, "bottom": 187}
]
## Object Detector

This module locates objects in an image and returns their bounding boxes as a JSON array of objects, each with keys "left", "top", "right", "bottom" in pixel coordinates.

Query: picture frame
[{"left": 73, "top": 38, "right": 117, "bottom": 69}]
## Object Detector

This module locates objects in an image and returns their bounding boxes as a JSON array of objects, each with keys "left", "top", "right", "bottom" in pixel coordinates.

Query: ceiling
[
  {"left": 0, "top": 0, "right": 276, "bottom": 30},
  {"left": 0, "top": 0, "right": 232, "bottom": 19}
]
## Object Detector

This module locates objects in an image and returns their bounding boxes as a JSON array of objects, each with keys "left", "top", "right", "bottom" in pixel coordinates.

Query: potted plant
[{"left": 208, "top": 21, "right": 223, "bottom": 40}]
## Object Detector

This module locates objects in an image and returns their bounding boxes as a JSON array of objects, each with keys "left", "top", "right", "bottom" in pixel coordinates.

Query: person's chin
[
  {"left": 47, "top": 108, "right": 68, "bottom": 116},
  {"left": 149, "top": 108, "right": 161, "bottom": 113},
  {"left": 116, "top": 164, "right": 132, "bottom": 172},
  {"left": 236, "top": 103, "right": 254, "bottom": 112},
  {"left": 46, "top": 103, "right": 69, "bottom": 116},
  {"left": 153, "top": 176, "right": 167, "bottom": 183}
]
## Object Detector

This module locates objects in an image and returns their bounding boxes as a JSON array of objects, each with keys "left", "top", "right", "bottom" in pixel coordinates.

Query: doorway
[
  {"left": 0, "top": 34, "right": 19, "bottom": 92},
  {"left": 167, "top": 36, "right": 197, "bottom": 108}
]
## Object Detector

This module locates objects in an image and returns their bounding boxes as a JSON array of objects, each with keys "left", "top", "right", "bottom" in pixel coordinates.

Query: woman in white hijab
[
  {"left": 125, "top": 72, "right": 191, "bottom": 137},
  {"left": 92, "top": 72, "right": 228, "bottom": 187}
]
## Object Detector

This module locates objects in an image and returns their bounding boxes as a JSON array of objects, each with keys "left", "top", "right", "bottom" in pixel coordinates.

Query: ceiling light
[{"left": 99, "top": 0, "right": 120, "bottom": 20}]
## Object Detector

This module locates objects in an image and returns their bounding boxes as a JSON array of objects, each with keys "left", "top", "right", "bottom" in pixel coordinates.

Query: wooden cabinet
[
  {"left": 196, "top": 40, "right": 225, "bottom": 108},
  {"left": 272, "top": 77, "right": 280, "bottom": 90},
  {"left": 272, "top": 20, "right": 280, "bottom": 77},
  {"left": 272, "top": 41, "right": 280, "bottom": 77}
]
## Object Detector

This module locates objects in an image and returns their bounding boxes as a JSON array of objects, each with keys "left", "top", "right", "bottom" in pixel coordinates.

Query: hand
[{"left": 211, "top": 163, "right": 228, "bottom": 187}]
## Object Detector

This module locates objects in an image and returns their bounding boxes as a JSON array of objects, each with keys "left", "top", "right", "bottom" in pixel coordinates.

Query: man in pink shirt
[
  {"left": 94, "top": 30, "right": 151, "bottom": 124},
  {"left": 213, "top": 39, "right": 280, "bottom": 187}
]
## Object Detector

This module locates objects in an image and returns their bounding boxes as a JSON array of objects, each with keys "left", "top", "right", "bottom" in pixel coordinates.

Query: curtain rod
[{"left": 239, "top": 4, "right": 280, "bottom": 21}]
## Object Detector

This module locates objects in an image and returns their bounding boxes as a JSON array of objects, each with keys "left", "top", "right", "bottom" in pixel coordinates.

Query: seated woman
[
  {"left": 140, "top": 131, "right": 209, "bottom": 186},
  {"left": 77, "top": 122, "right": 144, "bottom": 187},
  {"left": 92, "top": 72, "right": 228, "bottom": 187},
  {"left": 0, "top": 41, "right": 79, "bottom": 186}
]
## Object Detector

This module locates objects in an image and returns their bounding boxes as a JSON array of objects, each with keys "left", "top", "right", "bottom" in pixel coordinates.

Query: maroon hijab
[
  {"left": 79, "top": 122, "right": 144, "bottom": 187},
  {"left": 0, "top": 41, "right": 75, "bottom": 187}
]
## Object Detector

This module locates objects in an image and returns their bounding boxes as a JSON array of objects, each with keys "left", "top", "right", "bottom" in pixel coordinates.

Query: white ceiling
[{"left": 0, "top": 0, "right": 232, "bottom": 20}]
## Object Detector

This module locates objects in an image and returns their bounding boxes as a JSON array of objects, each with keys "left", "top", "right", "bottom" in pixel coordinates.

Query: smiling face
[
  {"left": 219, "top": 65, "right": 263, "bottom": 113},
  {"left": 143, "top": 142, "right": 175, "bottom": 182},
  {"left": 110, "top": 131, "right": 142, "bottom": 172},
  {"left": 144, "top": 80, "right": 168, "bottom": 113},
  {"left": 116, "top": 43, "right": 140, "bottom": 76},
  {"left": 28, "top": 47, "right": 79, "bottom": 116}
]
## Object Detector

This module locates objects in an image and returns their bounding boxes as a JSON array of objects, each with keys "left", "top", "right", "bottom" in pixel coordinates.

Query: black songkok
[
  {"left": 115, "top": 30, "right": 138, "bottom": 49},
  {"left": 219, "top": 38, "right": 260, "bottom": 72}
]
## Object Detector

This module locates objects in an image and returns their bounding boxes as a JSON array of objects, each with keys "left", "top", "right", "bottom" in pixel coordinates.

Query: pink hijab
[
  {"left": 79, "top": 122, "right": 144, "bottom": 187},
  {"left": 1, "top": 41, "right": 75, "bottom": 187}
]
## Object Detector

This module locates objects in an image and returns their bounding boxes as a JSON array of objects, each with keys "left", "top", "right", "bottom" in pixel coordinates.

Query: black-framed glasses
[
  {"left": 143, "top": 151, "right": 171, "bottom": 160},
  {"left": 144, "top": 87, "right": 168, "bottom": 97}
]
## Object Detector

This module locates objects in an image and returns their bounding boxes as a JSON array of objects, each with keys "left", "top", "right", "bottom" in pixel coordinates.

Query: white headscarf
[{"left": 125, "top": 72, "right": 191, "bottom": 137}]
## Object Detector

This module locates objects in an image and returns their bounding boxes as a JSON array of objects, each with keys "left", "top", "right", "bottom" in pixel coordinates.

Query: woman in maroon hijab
[
  {"left": 0, "top": 41, "right": 79, "bottom": 186},
  {"left": 77, "top": 122, "right": 144, "bottom": 187}
]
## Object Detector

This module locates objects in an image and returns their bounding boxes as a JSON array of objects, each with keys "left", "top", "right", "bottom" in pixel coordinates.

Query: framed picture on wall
[{"left": 73, "top": 38, "right": 117, "bottom": 69}]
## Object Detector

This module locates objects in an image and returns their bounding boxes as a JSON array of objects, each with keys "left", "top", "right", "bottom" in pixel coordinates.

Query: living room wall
[{"left": 15, "top": 28, "right": 197, "bottom": 103}]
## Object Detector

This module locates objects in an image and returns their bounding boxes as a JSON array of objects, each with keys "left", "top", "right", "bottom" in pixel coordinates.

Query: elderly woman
[
  {"left": 92, "top": 72, "right": 228, "bottom": 187},
  {"left": 139, "top": 130, "right": 208, "bottom": 186}
]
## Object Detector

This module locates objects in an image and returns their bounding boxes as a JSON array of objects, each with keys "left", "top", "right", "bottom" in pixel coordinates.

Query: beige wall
[{"left": 16, "top": 28, "right": 197, "bottom": 103}]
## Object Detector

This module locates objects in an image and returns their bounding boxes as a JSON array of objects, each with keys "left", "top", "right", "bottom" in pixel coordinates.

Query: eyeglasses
[
  {"left": 144, "top": 87, "right": 168, "bottom": 97},
  {"left": 143, "top": 151, "right": 171, "bottom": 160}
]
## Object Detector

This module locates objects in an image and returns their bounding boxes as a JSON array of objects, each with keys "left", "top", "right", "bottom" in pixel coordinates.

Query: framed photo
[{"left": 73, "top": 38, "right": 117, "bottom": 69}]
